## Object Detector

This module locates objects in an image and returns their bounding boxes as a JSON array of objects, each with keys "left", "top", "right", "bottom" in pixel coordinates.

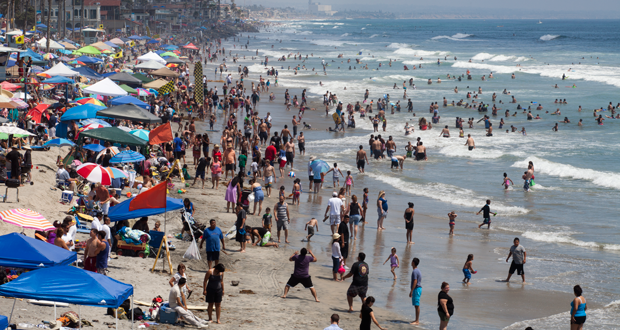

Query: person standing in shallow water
[
  {"left": 377, "top": 191, "right": 388, "bottom": 230},
  {"left": 504, "top": 237, "right": 526, "bottom": 283},
  {"left": 404, "top": 202, "right": 415, "bottom": 244}
]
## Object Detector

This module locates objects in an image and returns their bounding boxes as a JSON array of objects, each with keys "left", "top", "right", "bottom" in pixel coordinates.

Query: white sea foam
[
  {"left": 514, "top": 56, "right": 530, "bottom": 62},
  {"left": 297, "top": 31, "right": 313, "bottom": 35},
  {"left": 451, "top": 62, "right": 518, "bottom": 74},
  {"left": 511, "top": 156, "right": 620, "bottom": 190},
  {"left": 471, "top": 52, "right": 495, "bottom": 61},
  {"left": 393, "top": 47, "right": 450, "bottom": 57},
  {"left": 369, "top": 34, "right": 380, "bottom": 38},
  {"left": 431, "top": 33, "right": 474, "bottom": 41},
  {"left": 540, "top": 34, "right": 560, "bottom": 41},
  {"left": 489, "top": 55, "right": 516, "bottom": 62},
  {"left": 504, "top": 299, "right": 620, "bottom": 330},
  {"left": 341, "top": 33, "right": 350, "bottom": 37},
  {"left": 332, "top": 26, "right": 339, "bottom": 29},
  {"left": 522, "top": 231, "right": 620, "bottom": 251},
  {"left": 386, "top": 43, "right": 409, "bottom": 49}
]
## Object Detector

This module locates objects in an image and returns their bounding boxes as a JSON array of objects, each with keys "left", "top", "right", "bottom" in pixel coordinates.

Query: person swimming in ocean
[{"left": 502, "top": 173, "right": 514, "bottom": 189}]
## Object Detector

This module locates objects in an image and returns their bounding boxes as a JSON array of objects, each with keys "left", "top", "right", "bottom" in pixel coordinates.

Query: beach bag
[{"left": 247, "top": 192, "right": 255, "bottom": 202}]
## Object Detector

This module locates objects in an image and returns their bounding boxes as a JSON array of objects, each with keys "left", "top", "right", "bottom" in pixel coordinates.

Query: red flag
[
  {"left": 148, "top": 122, "right": 173, "bottom": 145},
  {"left": 129, "top": 181, "right": 167, "bottom": 211}
]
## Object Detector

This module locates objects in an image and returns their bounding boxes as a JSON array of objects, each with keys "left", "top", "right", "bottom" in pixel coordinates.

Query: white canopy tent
[
  {"left": 36, "top": 38, "right": 66, "bottom": 50},
  {"left": 83, "top": 78, "right": 128, "bottom": 97},
  {"left": 134, "top": 60, "right": 165, "bottom": 70},
  {"left": 137, "top": 51, "right": 166, "bottom": 65},
  {"left": 42, "top": 63, "right": 79, "bottom": 77}
]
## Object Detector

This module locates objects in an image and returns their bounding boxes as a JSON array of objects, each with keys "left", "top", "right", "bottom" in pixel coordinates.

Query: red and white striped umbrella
[
  {"left": 0, "top": 209, "right": 54, "bottom": 231},
  {"left": 76, "top": 162, "right": 112, "bottom": 185}
]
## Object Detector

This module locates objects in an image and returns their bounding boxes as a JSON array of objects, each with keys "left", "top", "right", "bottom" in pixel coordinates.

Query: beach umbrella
[
  {"left": 76, "top": 163, "right": 112, "bottom": 185},
  {"left": 0, "top": 209, "right": 55, "bottom": 232},
  {"left": 310, "top": 160, "right": 331, "bottom": 174},
  {"left": 79, "top": 123, "right": 106, "bottom": 133},
  {"left": 0, "top": 126, "right": 35, "bottom": 139},
  {"left": 166, "top": 63, "right": 178, "bottom": 68},
  {"left": 129, "top": 129, "right": 149, "bottom": 141},
  {"left": 43, "top": 138, "right": 75, "bottom": 147},
  {"left": 80, "top": 118, "right": 111, "bottom": 127},
  {"left": 43, "top": 53, "right": 56, "bottom": 60},
  {"left": 105, "top": 167, "right": 128, "bottom": 178},
  {"left": 117, "top": 126, "right": 131, "bottom": 132},
  {"left": 82, "top": 144, "right": 106, "bottom": 152},
  {"left": 96, "top": 146, "right": 120, "bottom": 160},
  {"left": 72, "top": 159, "right": 82, "bottom": 167},
  {"left": 77, "top": 98, "right": 106, "bottom": 107},
  {"left": 10, "top": 98, "right": 28, "bottom": 109},
  {"left": 109, "top": 150, "right": 145, "bottom": 163},
  {"left": 135, "top": 88, "right": 151, "bottom": 97}
]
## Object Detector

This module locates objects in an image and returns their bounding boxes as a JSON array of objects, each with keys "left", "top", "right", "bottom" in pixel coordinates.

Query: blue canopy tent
[
  {"left": 128, "top": 35, "right": 142, "bottom": 40},
  {"left": 60, "top": 104, "right": 106, "bottom": 121},
  {"left": 140, "top": 36, "right": 151, "bottom": 40},
  {"left": 0, "top": 266, "right": 135, "bottom": 329},
  {"left": 101, "top": 72, "right": 117, "bottom": 78},
  {"left": 0, "top": 233, "right": 77, "bottom": 269},
  {"left": 147, "top": 39, "right": 159, "bottom": 44},
  {"left": 20, "top": 48, "right": 44, "bottom": 61},
  {"left": 108, "top": 196, "right": 183, "bottom": 222},
  {"left": 73, "top": 66, "right": 103, "bottom": 80},
  {"left": 76, "top": 55, "right": 102, "bottom": 64},
  {"left": 110, "top": 96, "right": 149, "bottom": 109},
  {"left": 104, "top": 41, "right": 120, "bottom": 48}
]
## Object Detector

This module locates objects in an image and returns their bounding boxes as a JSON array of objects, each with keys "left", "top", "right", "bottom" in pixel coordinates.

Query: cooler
[
  {"left": 61, "top": 190, "right": 74, "bottom": 203},
  {"left": 159, "top": 304, "right": 178, "bottom": 324}
]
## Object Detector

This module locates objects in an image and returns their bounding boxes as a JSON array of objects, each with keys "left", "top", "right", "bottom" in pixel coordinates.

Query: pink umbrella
[
  {"left": 76, "top": 162, "right": 112, "bottom": 185},
  {"left": 0, "top": 209, "right": 54, "bottom": 231},
  {"left": 72, "top": 159, "right": 82, "bottom": 167}
]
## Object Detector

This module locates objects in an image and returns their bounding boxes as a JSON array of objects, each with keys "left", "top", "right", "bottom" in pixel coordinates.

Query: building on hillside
[{"left": 308, "top": 0, "right": 337, "bottom": 16}]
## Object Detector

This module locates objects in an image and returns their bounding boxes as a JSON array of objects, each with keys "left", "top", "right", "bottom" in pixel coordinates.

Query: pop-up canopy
[
  {"left": 0, "top": 233, "right": 77, "bottom": 269},
  {"left": 83, "top": 78, "right": 128, "bottom": 97},
  {"left": 96, "top": 103, "right": 160, "bottom": 123}
]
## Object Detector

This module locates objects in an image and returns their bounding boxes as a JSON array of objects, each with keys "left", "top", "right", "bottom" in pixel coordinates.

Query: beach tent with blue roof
[
  {"left": 110, "top": 95, "right": 149, "bottom": 109},
  {"left": 0, "top": 315, "right": 7, "bottom": 329},
  {"left": 44, "top": 76, "right": 75, "bottom": 84},
  {"left": 109, "top": 196, "right": 183, "bottom": 221},
  {"left": 73, "top": 66, "right": 103, "bottom": 80},
  {"left": 0, "top": 233, "right": 77, "bottom": 269},
  {"left": 76, "top": 55, "right": 103, "bottom": 64},
  {"left": 60, "top": 104, "right": 106, "bottom": 121}
]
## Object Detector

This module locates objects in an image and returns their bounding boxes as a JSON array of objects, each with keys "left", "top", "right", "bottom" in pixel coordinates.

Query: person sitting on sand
[{"left": 247, "top": 225, "right": 279, "bottom": 247}]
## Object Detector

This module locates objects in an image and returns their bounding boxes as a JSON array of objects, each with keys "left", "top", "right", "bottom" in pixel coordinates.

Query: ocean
[{"left": 226, "top": 19, "right": 620, "bottom": 329}]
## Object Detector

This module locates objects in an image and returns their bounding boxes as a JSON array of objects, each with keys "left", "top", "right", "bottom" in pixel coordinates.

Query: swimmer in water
[{"left": 502, "top": 173, "right": 514, "bottom": 189}]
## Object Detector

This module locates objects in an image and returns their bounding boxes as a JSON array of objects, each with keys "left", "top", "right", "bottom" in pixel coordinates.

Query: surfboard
[
  {"left": 332, "top": 112, "right": 341, "bottom": 125},
  {"left": 29, "top": 300, "right": 69, "bottom": 307}
]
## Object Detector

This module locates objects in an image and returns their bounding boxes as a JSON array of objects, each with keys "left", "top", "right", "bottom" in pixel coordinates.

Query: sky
[{"left": 241, "top": 0, "right": 620, "bottom": 18}]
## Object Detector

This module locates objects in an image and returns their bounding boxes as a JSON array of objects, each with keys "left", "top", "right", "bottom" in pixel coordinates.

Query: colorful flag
[
  {"left": 148, "top": 122, "right": 173, "bottom": 145},
  {"left": 194, "top": 62, "right": 203, "bottom": 105},
  {"left": 158, "top": 79, "right": 175, "bottom": 95},
  {"left": 129, "top": 181, "right": 167, "bottom": 211}
]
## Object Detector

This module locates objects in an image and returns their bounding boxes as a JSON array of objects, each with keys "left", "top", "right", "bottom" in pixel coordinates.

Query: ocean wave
[
  {"left": 451, "top": 62, "right": 518, "bottom": 74},
  {"left": 341, "top": 33, "right": 350, "bottom": 37},
  {"left": 514, "top": 56, "right": 530, "bottom": 62},
  {"left": 522, "top": 231, "right": 620, "bottom": 251},
  {"left": 386, "top": 42, "right": 409, "bottom": 49},
  {"left": 511, "top": 156, "right": 620, "bottom": 190},
  {"left": 540, "top": 34, "right": 561, "bottom": 41},
  {"left": 504, "top": 299, "right": 620, "bottom": 330},
  {"left": 364, "top": 173, "right": 529, "bottom": 215},
  {"left": 332, "top": 26, "right": 339, "bottom": 29},
  {"left": 431, "top": 33, "right": 475, "bottom": 41},
  {"left": 393, "top": 47, "right": 450, "bottom": 57},
  {"left": 369, "top": 34, "right": 380, "bottom": 38},
  {"left": 489, "top": 55, "right": 516, "bottom": 62},
  {"left": 471, "top": 52, "right": 495, "bottom": 61},
  {"left": 297, "top": 31, "right": 312, "bottom": 35}
]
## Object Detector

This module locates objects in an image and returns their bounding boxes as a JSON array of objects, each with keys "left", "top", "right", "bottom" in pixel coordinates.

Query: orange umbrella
[{"left": 0, "top": 209, "right": 55, "bottom": 232}]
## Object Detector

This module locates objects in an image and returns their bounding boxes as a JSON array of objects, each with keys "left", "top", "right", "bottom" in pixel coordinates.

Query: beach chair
[
  {"left": 148, "top": 230, "right": 165, "bottom": 258},
  {"left": 73, "top": 214, "right": 92, "bottom": 234}
]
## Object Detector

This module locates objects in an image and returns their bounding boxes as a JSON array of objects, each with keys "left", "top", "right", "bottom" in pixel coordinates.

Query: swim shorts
[
  {"left": 330, "top": 214, "right": 341, "bottom": 226},
  {"left": 347, "top": 285, "right": 368, "bottom": 298},
  {"left": 483, "top": 218, "right": 491, "bottom": 224},
  {"left": 509, "top": 261, "right": 524, "bottom": 275},
  {"left": 412, "top": 287, "right": 422, "bottom": 306},
  {"left": 357, "top": 160, "right": 365, "bottom": 169},
  {"left": 463, "top": 268, "right": 471, "bottom": 279}
]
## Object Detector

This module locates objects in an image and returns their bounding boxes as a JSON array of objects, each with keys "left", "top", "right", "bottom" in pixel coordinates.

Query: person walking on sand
[
  {"left": 476, "top": 199, "right": 495, "bottom": 229},
  {"left": 324, "top": 192, "right": 344, "bottom": 234},
  {"left": 274, "top": 195, "right": 290, "bottom": 243},
  {"left": 235, "top": 203, "right": 247, "bottom": 253},
  {"left": 438, "top": 282, "right": 454, "bottom": 330},
  {"left": 504, "top": 237, "right": 526, "bottom": 283},
  {"left": 570, "top": 285, "right": 587, "bottom": 330},
  {"left": 203, "top": 263, "right": 226, "bottom": 324},
  {"left": 382, "top": 247, "right": 399, "bottom": 280},
  {"left": 347, "top": 195, "right": 363, "bottom": 240},
  {"left": 331, "top": 233, "right": 344, "bottom": 281},
  {"left": 343, "top": 252, "right": 370, "bottom": 312},
  {"left": 409, "top": 257, "right": 422, "bottom": 325},
  {"left": 360, "top": 296, "right": 387, "bottom": 330},
  {"left": 356, "top": 145, "right": 369, "bottom": 173},
  {"left": 200, "top": 219, "right": 227, "bottom": 269},
  {"left": 377, "top": 191, "right": 388, "bottom": 230},
  {"left": 404, "top": 202, "right": 415, "bottom": 244},
  {"left": 303, "top": 218, "right": 318, "bottom": 242},
  {"left": 281, "top": 248, "right": 320, "bottom": 302}
]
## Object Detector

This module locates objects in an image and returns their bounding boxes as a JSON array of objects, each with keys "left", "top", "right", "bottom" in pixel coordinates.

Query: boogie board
[
  {"left": 225, "top": 225, "right": 237, "bottom": 239},
  {"left": 332, "top": 112, "right": 342, "bottom": 125}
]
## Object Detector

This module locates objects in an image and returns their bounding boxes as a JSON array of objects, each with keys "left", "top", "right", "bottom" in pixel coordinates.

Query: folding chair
[
  {"left": 148, "top": 231, "right": 165, "bottom": 258},
  {"left": 73, "top": 214, "right": 92, "bottom": 234}
]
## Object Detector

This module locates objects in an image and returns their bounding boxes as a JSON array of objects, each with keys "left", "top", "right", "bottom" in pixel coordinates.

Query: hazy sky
[{"left": 242, "top": 0, "right": 620, "bottom": 18}]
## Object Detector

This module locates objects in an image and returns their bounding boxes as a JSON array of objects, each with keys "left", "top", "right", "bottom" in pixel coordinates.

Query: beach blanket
[{"left": 117, "top": 226, "right": 151, "bottom": 245}]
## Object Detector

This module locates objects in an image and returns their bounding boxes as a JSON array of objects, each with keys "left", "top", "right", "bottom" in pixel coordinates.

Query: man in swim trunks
[
  {"left": 263, "top": 161, "right": 276, "bottom": 197},
  {"left": 298, "top": 132, "right": 306, "bottom": 155},
  {"left": 392, "top": 155, "right": 406, "bottom": 169},
  {"left": 465, "top": 134, "right": 475, "bottom": 150},
  {"left": 285, "top": 139, "right": 295, "bottom": 169},
  {"left": 385, "top": 136, "right": 396, "bottom": 158},
  {"left": 415, "top": 142, "right": 427, "bottom": 161},
  {"left": 356, "top": 145, "right": 368, "bottom": 173},
  {"left": 406, "top": 142, "right": 414, "bottom": 158},
  {"left": 372, "top": 138, "right": 382, "bottom": 160},
  {"left": 439, "top": 126, "right": 450, "bottom": 138}
]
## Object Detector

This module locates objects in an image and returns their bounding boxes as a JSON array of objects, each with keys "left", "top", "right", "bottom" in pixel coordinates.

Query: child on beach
[
  {"left": 326, "top": 163, "right": 343, "bottom": 188},
  {"left": 292, "top": 179, "right": 301, "bottom": 206},
  {"left": 382, "top": 247, "right": 400, "bottom": 280},
  {"left": 262, "top": 207, "right": 272, "bottom": 232},
  {"left": 303, "top": 218, "right": 318, "bottom": 242},
  {"left": 462, "top": 254, "right": 476, "bottom": 284},
  {"left": 344, "top": 171, "right": 354, "bottom": 196},
  {"left": 278, "top": 186, "right": 286, "bottom": 200},
  {"left": 502, "top": 172, "right": 514, "bottom": 189},
  {"left": 448, "top": 211, "right": 457, "bottom": 235}
]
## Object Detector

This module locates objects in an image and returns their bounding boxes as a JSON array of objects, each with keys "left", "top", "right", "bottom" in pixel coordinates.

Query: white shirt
[
  {"left": 62, "top": 225, "right": 77, "bottom": 251},
  {"left": 102, "top": 224, "right": 111, "bottom": 241},
  {"left": 169, "top": 284, "right": 181, "bottom": 308},
  {"left": 324, "top": 325, "right": 343, "bottom": 330},
  {"left": 91, "top": 217, "right": 103, "bottom": 231},
  {"left": 328, "top": 197, "right": 343, "bottom": 216},
  {"left": 331, "top": 242, "right": 342, "bottom": 259},
  {"left": 308, "top": 161, "right": 314, "bottom": 176}
]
